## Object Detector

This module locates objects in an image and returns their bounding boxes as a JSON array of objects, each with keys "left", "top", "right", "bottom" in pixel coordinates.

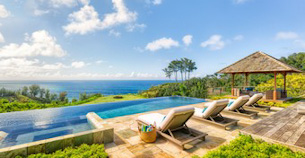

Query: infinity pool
[{"left": 0, "top": 97, "right": 205, "bottom": 148}]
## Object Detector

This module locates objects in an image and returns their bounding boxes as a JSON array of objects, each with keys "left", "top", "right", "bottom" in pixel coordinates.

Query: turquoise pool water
[{"left": 0, "top": 97, "right": 205, "bottom": 148}]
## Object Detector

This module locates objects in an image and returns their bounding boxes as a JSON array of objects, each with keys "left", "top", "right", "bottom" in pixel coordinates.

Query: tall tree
[
  {"left": 187, "top": 60, "right": 197, "bottom": 79},
  {"left": 29, "top": 84, "right": 40, "bottom": 97},
  {"left": 59, "top": 91, "right": 67, "bottom": 102},
  {"left": 177, "top": 60, "right": 185, "bottom": 82},
  {"left": 39, "top": 88, "right": 46, "bottom": 98},
  {"left": 280, "top": 52, "right": 305, "bottom": 71},
  {"left": 45, "top": 89, "right": 50, "bottom": 100},
  {"left": 162, "top": 68, "right": 172, "bottom": 80},
  {"left": 169, "top": 61, "right": 179, "bottom": 82},
  {"left": 21, "top": 86, "right": 28, "bottom": 96}
]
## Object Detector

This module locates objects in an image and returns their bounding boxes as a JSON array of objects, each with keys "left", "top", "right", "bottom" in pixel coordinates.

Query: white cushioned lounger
[
  {"left": 221, "top": 95, "right": 258, "bottom": 119},
  {"left": 137, "top": 107, "right": 207, "bottom": 149},
  {"left": 244, "top": 93, "right": 271, "bottom": 112},
  {"left": 193, "top": 100, "right": 238, "bottom": 130}
]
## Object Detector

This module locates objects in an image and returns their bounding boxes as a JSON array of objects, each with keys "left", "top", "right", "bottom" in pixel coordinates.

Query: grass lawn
[
  {"left": 85, "top": 94, "right": 146, "bottom": 104},
  {"left": 194, "top": 134, "right": 305, "bottom": 158}
]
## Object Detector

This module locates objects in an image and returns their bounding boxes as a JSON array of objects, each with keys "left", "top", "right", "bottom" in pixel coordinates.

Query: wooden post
[
  {"left": 283, "top": 72, "right": 287, "bottom": 98},
  {"left": 245, "top": 73, "right": 249, "bottom": 87},
  {"left": 273, "top": 72, "right": 277, "bottom": 100},
  {"left": 283, "top": 72, "right": 287, "bottom": 92},
  {"left": 231, "top": 73, "right": 235, "bottom": 96}
]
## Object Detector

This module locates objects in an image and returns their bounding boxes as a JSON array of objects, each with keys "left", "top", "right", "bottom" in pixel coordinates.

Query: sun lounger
[
  {"left": 244, "top": 93, "right": 271, "bottom": 112},
  {"left": 136, "top": 107, "right": 207, "bottom": 150},
  {"left": 192, "top": 99, "right": 238, "bottom": 130},
  {"left": 222, "top": 95, "right": 258, "bottom": 119}
]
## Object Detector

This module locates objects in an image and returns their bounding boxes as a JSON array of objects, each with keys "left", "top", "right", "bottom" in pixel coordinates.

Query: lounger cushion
[
  {"left": 227, "top": 99, "right": 235, "bottom": 107},
  {"left": 160, "top": 107, "right": 194, "bottom": 132},
  {"left": 137, "top": 107, "right": 194, "bottom": 131},
  {"left": 137, "top": 113, "right": 165, "bottom": 129},
  {"left": 194, "top": 99, "right": 228, "bottom": 119},
  {"left": 194, "top": 107, "right": 205, "bottom": 118},
  {"left": 226, "top": 95, "right": 250, "bottom": 111},
  {"left": 245, "top": 93, "right": 263, "bottom": 106}
]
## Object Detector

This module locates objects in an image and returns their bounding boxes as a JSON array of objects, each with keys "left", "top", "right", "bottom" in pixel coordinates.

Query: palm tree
[
  {"left": 182, "top": 58, "right": 190, "bottom": 80},
  {"left": 162, "top": 68, "right": 172, "bottom": 80},
  {"left": 176, "top": 60, "right": 185, "bottom": 82},
  {"left": 169, "top": 61, "right": 179, "bottom": 82}
]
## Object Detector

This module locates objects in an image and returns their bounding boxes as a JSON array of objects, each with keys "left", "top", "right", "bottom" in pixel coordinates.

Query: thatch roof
[{"left": 218, "top": 51, "right": 302, "bottom": 74}]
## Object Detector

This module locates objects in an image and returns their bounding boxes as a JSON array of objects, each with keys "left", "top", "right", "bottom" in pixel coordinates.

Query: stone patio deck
[
  {"left": 241, "top": 101, "right": 305, "bottom": 152},
  {"left": 102, "top": 102, "right": 279, "bottom": 158}
]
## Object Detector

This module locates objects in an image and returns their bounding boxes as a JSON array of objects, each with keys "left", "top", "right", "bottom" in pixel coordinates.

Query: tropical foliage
[
  {"left": 280, "top": 52, "right": 305, "bottom": 71},
  {"left": 163, "top": 58, "right": 197, "bottom": 81},
  {"left": 195, "top": 134, "right": 305, "bottom": 158},
  {"left": 256, "top": 73, "right": 305, "bottom": 97},
  {"left": 141, "top": 77, "right": 207, "bottom": 98},
  {"left": 0, "top": 85, "right": 102, "bottom": 113},
  {"left": 16, "top": 144, "right": 107, "bottom": 158}
]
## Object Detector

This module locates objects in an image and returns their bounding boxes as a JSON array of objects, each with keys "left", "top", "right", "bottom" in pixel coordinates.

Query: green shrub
[
  {"left": 16, "top": 144, "right": 107, "bottom": 158},
  {"left": 197, "top": 134, "right": 305, "bottom": 158},
  {"left": 140, "top": 78, "right": 208, "bottom": 98}
]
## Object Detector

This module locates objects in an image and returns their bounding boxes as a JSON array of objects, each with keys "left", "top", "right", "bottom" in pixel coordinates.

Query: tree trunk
[{"left": 180, "top": 72, "right": 183, "bottom": 82}]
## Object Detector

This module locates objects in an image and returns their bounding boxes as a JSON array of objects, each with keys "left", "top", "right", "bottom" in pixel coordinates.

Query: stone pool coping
[{"left": 0, "top": 127, "right": 114, "bottom": 158}]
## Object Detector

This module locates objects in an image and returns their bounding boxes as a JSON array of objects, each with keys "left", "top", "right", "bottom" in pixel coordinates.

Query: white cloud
[
  {"left": 108, "top": 65, "right": 113, "bottom": 68},
  {"left": 152, "top": 0, "right": 162, "bottom": 5},
  {"left": 44, "top": 0, "right": 78, "bottom": 8},
  {"left": 0, "top": 32, "right": 5, "bottom": 43},
  {"left": 33, "top": 9, "right": 50, "bottom": 16},
  {"left": 233, "top": 35, "right": 244, "bottom": 41},
  {"left": 145, "top": 37, "right": 179, "bottom": 51},
  {"left": 0, "top": 58, "right": 67, "bottom": 78},
  {"left": 126, "top": 23, "right": 146, "bottom": 32},
  {"left": 0, "top": 30, "right": 66, "bottom": 58},
  {"left": 71, "top": 61, "right": 85, "bottom": 68},
  {"left": 233, "top": 0, "right": 249, "bottom": 4},
  {"left": 109, "top": 30, "right": 121, "bottom": 37},
  {"left": 95, "top": 60, "right": 105, "bottom": 64},
  {"left": 0, "top": 5, "right": 10, "bottom": 18},
  {"left": 100, "top": 0, "right": 137, "bottom": 29},
  {"left": 63, "top": 5, "right": 102, "bottom": 35},
  {"left": 63, "top": 0, "right": 137, "bottom": 35},
  {"left": 200, "top": 35, "right": 225, "bottom": 50},
  {"left": 275, "top": 31, "right": 299, "bottom": 40},
  {"left": 182, "top": 35, "right": 192, "bottom": 46}
]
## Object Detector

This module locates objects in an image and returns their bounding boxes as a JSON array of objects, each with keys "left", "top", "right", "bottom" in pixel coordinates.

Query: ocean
[{"left": 0, "top": 80, "right": 173, "bottom": 99}]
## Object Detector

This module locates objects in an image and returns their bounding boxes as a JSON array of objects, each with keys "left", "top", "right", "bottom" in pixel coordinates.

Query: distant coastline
[{"left": 0, "top": 80, "right": 174, "bottom": 99}]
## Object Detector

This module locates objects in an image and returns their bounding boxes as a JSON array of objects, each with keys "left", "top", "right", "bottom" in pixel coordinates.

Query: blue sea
[{"left": 0, "top": 80, "right": 173, "bottom": 99}]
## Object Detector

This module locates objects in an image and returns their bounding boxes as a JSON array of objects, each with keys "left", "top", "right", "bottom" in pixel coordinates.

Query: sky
[{"left": 0, "top": 0, "right": 304, "bottom": 80}]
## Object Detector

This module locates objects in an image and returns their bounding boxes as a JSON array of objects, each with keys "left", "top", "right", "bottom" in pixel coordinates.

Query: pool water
[{"left": 0, "top": 97, "right": 205, "bottom": 148}]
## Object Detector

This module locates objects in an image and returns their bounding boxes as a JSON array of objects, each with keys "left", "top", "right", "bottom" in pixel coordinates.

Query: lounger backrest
[
  {"left": 245, "top": 93, "right": 263, "bottom": 106},
  {"left": 159, "top": 107, "right": 194, "bottom": 132},
  {"left": 228, "top": 95, "right": 250, "bottom": 111},
  {"left": 202, "top": 99, "right": 228, "bottom": 119}
]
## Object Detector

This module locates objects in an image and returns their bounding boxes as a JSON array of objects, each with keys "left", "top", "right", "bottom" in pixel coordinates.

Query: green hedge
[
  {"left": 0, "top": 94, "right": 101, "bottom": 113},
  {"left": 16, "top": 144, "right": 107, "bottom": 158},
  {"left": 195, "top": 134, "right": 305, "bottom": 158}
]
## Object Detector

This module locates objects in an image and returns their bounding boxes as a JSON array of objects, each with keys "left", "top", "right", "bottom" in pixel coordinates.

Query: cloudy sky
[{"left": 0, "top": 0, "right": 304, "bottom": 80}]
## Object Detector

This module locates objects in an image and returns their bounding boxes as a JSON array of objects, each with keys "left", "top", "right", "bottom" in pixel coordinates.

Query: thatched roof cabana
[
  {"left": 218, "top": 51, "right": 302, "bottom": 74},
  {"left": 217, "top": 51, "right": 302, "bottom": 100}
]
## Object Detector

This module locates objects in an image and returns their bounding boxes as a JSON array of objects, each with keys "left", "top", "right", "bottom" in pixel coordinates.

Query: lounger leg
[{"left": 168, "top": 129, "right": 175, "bottom": 138}]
